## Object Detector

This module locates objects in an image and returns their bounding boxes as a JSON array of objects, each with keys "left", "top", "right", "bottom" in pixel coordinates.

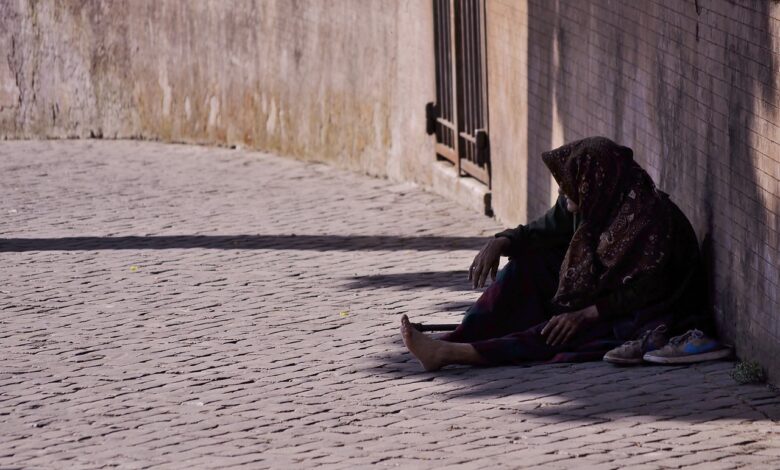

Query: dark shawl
[{"left": 542, "top": 137, "right": 674, "bottom": 310}]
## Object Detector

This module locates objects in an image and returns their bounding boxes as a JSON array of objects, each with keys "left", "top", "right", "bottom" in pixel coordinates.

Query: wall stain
[{"left": 0, "top": 0, "right": 423, "bottom": 184}]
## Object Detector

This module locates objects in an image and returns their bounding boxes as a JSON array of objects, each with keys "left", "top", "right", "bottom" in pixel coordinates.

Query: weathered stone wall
[
  {"left": 0, "top": 0, "right": 435, "bottom": 183},
  {"left": 487, "top": 0, "right": 780, "bottom": 381}
]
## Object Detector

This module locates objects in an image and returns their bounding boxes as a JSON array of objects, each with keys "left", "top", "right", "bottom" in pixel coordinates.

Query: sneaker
[
  {"left": 643, "top": 329, "right": 732, "bottom": 364},
  {"left": 603, "top": 324, "right": 669, "bottom": 365}
]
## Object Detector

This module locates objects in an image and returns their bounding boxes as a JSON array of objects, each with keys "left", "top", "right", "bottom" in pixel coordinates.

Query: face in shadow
[{"left": 558, "top": 187, "right": 579, "bottom": 213}]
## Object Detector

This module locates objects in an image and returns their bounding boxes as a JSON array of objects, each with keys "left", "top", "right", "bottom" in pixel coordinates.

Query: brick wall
[
  {"left": 487, "top": 0, "right": 780, "bottom": 381},
  {"left": 0, "top": 1, "right": 435, "bottom": 185}
]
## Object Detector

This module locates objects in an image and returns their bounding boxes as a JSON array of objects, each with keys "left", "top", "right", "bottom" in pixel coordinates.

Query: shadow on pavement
[
  {"left": 366, "top": 344, "right": 780, "bottom": 423},
  {"left": 431, "top": 300, "right": 474, "bottom": 312},
  {"left": 0, "top": 234, "right": 485, "bottom": 252},
  {"left": 346, "top": 270, "right": 473, "bottom": 292}
]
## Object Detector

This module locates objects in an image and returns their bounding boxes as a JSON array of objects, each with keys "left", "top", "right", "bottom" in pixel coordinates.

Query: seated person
[{"left": 401, "top": 136, "right": 726, "bottom": 371}]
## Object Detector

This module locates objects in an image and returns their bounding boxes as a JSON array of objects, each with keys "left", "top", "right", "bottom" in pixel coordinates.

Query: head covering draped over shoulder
[{"left": 542, "top": 137, "right": 673, "bottom": 310}]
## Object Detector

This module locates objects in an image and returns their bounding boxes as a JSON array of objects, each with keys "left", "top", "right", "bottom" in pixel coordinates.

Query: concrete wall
[
  {"left": 0, "top": 0, "right": 435, "bottom": 183},
  {"left": 487, "top": 0, "right": 780, "bottom": 382}
]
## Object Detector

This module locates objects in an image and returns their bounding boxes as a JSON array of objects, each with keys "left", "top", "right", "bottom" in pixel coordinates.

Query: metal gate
[{"left": 427, "top": 0, "right": 490, "bottom": 187}]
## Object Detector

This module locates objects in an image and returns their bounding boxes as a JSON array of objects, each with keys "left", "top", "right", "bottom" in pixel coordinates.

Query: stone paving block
[{"left": 1, "top": 140, "right": 779, "bottom": 469}]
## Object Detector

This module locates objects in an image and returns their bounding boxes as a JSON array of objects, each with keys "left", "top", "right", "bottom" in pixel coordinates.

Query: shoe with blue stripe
[{"left": 642, "top": 329, "right": 732, "bottom": 364}]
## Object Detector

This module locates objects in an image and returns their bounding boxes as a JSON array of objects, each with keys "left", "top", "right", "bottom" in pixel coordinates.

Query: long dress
[{"left": 441, "top": 193, "right": 714, "bottom": 365}]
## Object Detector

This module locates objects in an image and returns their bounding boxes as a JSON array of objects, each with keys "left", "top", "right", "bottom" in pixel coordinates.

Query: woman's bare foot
[{"left": 400, "top": 314, "right": 446, "bottom": 371}]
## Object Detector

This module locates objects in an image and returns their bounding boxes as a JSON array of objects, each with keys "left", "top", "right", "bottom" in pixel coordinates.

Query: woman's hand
[
  {"left": 541, "top": 305, "right": 599, "bottom": 346},
  {"left": 469, "top": 237, "right": 511, "bottom": 288}
]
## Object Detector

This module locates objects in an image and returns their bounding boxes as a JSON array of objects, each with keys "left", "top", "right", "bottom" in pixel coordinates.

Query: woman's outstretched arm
[
  {"left": 470, "top": 195, "right": 575, "bottom": 289},
  {"left": 494, "top": 194, "right": 576, "bottom": 256}
]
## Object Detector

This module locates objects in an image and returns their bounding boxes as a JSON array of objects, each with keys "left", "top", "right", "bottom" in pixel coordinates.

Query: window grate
[{"left": 431, "top": 0, "right": 490, "bottom": 188}]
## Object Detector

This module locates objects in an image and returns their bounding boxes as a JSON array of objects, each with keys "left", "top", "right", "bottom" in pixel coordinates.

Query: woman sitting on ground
[{"left": 401, "top": 136, "right": 726, "bottom": 371}]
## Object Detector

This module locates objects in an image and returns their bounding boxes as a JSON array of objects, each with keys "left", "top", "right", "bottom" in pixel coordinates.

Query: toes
[
  {"left": 400, "top": 315, "right": 412, "bottom": 339},
  {"left": 401, "top": 326, "right": 411, "bottom": 340}
]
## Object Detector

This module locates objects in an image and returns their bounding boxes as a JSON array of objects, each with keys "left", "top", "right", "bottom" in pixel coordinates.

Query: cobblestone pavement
[{"left": 2, "top": 140, "right": 780, "bottom": 469}]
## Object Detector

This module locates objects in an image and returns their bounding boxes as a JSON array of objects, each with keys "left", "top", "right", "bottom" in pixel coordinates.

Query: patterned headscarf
[{"left": 542, "top": 137, "right": 673, "bottom": 310}]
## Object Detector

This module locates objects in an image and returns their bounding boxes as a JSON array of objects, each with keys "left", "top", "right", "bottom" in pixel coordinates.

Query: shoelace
[
  {"left": 622, "top": 328, "right": 653, "bottom": 350},
  {"left": 624, "top": 325, "right": 667, "bottom": 351},
  {"left": 668, "top": 329, "right": 703, "bottom": 346}
]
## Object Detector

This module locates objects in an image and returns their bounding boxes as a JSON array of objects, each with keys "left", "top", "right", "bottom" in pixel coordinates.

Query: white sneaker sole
[{"left": 643, "top": 348, "right": 732, "bottom": 364}]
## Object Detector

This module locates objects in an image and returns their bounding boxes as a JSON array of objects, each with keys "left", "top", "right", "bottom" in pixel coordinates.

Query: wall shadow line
[{"left": 0, "top": 234, "right": 486, "bottom": 253}]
